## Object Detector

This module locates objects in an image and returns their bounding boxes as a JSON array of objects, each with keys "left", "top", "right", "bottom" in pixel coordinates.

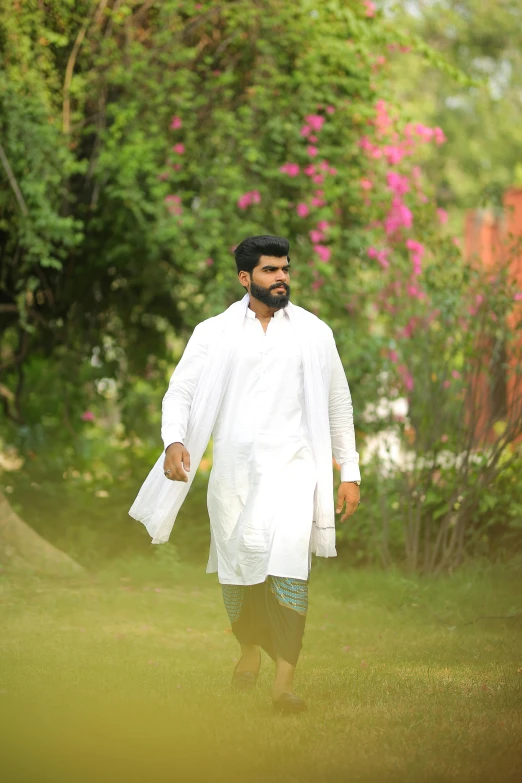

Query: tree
[{"left": 385, "top": 0, "right": 522, "bottom": 218}]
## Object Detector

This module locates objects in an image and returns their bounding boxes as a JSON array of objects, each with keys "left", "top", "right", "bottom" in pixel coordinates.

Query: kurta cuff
[
  {"left": 340, "top": 463, "right": 361, "bottom": 483},
  {"left": 162, "top": 430, "right": 185, "bottom": 452}
]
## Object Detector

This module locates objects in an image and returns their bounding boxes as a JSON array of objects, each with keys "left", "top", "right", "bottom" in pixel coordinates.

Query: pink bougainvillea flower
[
  {"left": 443, "top": 380, "right": 451, "bottom": 389},
  {"left": 367, "top": 246, "right": 389, "bottom": 269},
  {"left": 300, "top": 125, "right": 311, "bottom": 137},
  {"left": 400, "top": 317, "right": 416, "bottom": 338},
  {"left": 279, "top": 162, "right": 300, "bottom": 177},
  {"left": 296, "top": 202, "right": 310, "bottom": 218},
  {"left": 364, "top": 0, "right": 376, "bottom": 17},
  {"left": 237, "top": 194, "right": 252, "bottom": 210},
  {"left": 384, "top": 198, "right": 413, "bottom": 236},
  {"left": 326, "top": 105, "right": 335, "bottom": 114},
  {"left": 314, "top": 244, "right": 331, "bottom": 263},
  {"left": 317, "top": 220, "right": 330, "bottom": 231},
  {"left": 173, "top": 163, "right": 182, "bottom": 171},
  {"left": 307, "top": 145, "right": 319, "bottom": 157},
  {"left": 205, "top": 258, "right": 214, "bottom": 267},
  {"left": 170, "top": 115, "right": 182, "bottom": 130},
  {"left": 475, "top": 293, "right": 484, "bottom": 305},
  {"left": 164, "top": 194, "right": 183, "bottom": 215},
  {"left": 451, "top": 370, "right": 460, "bottom": 379},
  {"left": 398, "top": 364, "right": 414, "bottom": 391},
  {"left": 305, "top": 114, "right": 325, "bottom": 132},
  {"left": 415, "top": 124, "right": 436, "bottom": 142},
  {"left": 311, "top": 191, "right": 326, "bottom": 207},
  {"left": 304, "top": 164, "right": 316, "bottom": 177},
  {"left": 309, "top": 229, "right": 325, "bottom": 243},
  {"left": 312, "top": 174, "right": 325, "bottom": 184},
  {"left": 157, "top": 171, "right": 169, "bottom": 181},
  {"left": 407, "top": 284, "right": 422, "bottom": 298},
  {"left": 514, "top": 292, "right": 522, "bottom": 301},
  {"left": 172, "top": 143, "right": 185, "bottom": 155},
  {"left": 328, "top": 166, "right": 338, "bottom": 176},
  {"left": 318, "top": 161, "right": 330, "bottom": 172},
  {"left": 358, "top": 136, "right": 373, "bottom": 152},
  {"left": 441, "top": 433, "right": 449, "bottom": 442},
  {"left": 360, "top": 179, "right": 373, "bottom": 191},
  {"left": 309, "top": 135, "right": 319, "bottom": 142},
  {"left": 434, "top": 127, "right": 447, "bottom": 144},
  {"left": 312, "top": 277, "right": 325, "bottom": 291},
  {"left": 81, "top": 411, "right": 95, "bottom": 422},
  {"left": 405, "top": 239, "right": 425, "bottom": 276},
  {"left": 237, "top": 190, "right": 261, "bottom": 210},
  {"left": 387, "top": 171, "right": 410, "bottom": 195},
  {"left": 374, "top": 99, "right": 393, "bottom": 136},
  {"left": 388, "top": 350, "right": 398, "bottom": 363},
  {"left": 383, "top": 145, "right": 406, "bottom": 165},
  {"left": 436, "top": 207, "right": 449, "bottom": 225}
]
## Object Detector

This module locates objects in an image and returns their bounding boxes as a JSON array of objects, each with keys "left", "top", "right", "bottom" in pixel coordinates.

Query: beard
[{"left": 249, "top": 279, "right": 291, "bottom": 308}]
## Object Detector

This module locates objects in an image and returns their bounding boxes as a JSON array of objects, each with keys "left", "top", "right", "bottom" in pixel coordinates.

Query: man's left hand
[{"left": 336, "top": 482, "right": 360, "bottom": 523}]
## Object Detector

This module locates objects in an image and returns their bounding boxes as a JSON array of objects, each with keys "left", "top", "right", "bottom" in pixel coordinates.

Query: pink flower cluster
[
  {"left": 237, "top": 190, "right": 261, "bottom": 210},
  {"left": 314, "top": 244, "right": 331, "bottom": 263},
  {"left": 405, "top": 239, "right": 425, "bottom": 276},
  {"left": 165, "top": 194, "right": 182, "bottom": 215},
  {"left": 170, "top": 115, "right": 182, "bottom": 130},
  {"left": 280, "top": 162, "right": 300, "bottom": 177},
  {"left": 398, "top": 364, "right": 414, "bottom": 392},
  {"left": 405, "top": 123, "right": 446, "bottom": 145},
  {"left": 383, "top": 198, "right": 413, "bottom": 236},
  {"left": 307, "top": 221, "right": 332, "bottom": 264},
  {"left": 363, "top": 0, "right": 376, "bottom": 17},
  {"left": 367, "top": 246, "right": 389, "bottom": 269}
]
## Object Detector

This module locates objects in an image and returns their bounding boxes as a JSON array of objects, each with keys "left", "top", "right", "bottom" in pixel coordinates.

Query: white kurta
[{"left": 161, "top": 299, "right": 361, "bottom": 586}]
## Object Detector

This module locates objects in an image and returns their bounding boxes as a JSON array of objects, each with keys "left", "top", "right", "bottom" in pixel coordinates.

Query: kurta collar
[{"left": 246, "top": 299, "right": 288, "bottom": 320}]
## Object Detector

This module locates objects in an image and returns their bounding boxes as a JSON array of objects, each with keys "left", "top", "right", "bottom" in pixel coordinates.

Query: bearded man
[{"left": 129, "top": 234, "right": 361, "bottom": 714}]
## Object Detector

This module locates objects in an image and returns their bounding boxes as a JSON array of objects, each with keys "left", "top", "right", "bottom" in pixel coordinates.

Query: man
[{"left": 130, "top": 234, "right": 361, "bottom": 714}]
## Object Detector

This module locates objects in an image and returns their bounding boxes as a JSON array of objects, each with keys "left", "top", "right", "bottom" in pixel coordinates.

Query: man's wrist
[{"left": 165, "top": 441, "right": 184, "bottom": 453}]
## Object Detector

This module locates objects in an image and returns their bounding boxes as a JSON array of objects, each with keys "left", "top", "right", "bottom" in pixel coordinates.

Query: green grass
[{"left": 1, "top": 553, "right": 521, "bottom": 783}]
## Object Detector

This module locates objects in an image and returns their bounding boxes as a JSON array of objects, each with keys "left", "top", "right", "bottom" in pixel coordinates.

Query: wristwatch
[{"left": 346, "top": 480, "right": 361, "bottom": 486}]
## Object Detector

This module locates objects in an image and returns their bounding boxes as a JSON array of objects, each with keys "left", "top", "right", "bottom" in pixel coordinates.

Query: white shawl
[{"left": 128, "top": 293, "right": 337, "bottom": 557}]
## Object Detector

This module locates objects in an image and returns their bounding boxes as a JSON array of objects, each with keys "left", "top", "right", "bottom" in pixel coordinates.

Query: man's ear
[{"left": 238, "top": 271, "right": 250, "bottom": 288}]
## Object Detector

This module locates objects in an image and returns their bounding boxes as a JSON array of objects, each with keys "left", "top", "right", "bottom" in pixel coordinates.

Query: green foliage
[{"left": 2, "top": 1, "right": 521, "bottom": 572}]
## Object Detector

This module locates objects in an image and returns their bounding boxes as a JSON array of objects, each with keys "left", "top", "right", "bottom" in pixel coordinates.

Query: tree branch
[{"left": 0, "top": 142, "right": 28, "bottom": 216}]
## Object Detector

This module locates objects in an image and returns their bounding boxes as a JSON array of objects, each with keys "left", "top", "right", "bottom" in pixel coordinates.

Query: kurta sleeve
[
  {"left": 328, "top": 332, "right": 361, "bottom": 483},
  {"left": 161, "top": 322, "right": 209, "bottom": 451}
]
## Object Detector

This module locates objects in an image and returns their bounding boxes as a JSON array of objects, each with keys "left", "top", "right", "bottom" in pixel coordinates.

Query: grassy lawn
[{"left": 1, "top": 553, "right": 521, "bottom": 783}]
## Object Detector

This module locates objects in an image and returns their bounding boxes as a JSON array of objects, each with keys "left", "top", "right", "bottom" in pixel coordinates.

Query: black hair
[{"left": 234, "top": 235, "right": 290, "bottom": 276}]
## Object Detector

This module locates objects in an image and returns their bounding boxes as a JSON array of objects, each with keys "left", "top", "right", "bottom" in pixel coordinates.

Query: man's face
[{"left": 240, "top": 255, "right": 291, "bottom": 308}]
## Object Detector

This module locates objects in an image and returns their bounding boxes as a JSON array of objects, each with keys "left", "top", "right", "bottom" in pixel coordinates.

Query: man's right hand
[{"left": 163, "top": 442, "right": 191, "bottom": 482}]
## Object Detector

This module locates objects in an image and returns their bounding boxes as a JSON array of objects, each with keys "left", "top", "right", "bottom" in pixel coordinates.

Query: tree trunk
[{"left": 0, "top": 491, "right": 84, "bottom": 575}]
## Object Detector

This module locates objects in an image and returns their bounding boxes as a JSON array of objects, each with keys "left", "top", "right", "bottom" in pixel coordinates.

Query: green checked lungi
[{"left": 221, "top": 576, "right": 309, "bottom": 666}]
